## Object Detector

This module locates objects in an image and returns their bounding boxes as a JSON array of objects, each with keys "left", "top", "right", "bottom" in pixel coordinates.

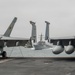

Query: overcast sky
[{"left": 0, "top": 0, "right": 75, "bottom": 40}]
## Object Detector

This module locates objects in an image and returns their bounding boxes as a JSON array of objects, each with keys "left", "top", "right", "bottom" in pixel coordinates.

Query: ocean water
[{"left": 3, "top": 47, "right": 75, "bottom": 57}]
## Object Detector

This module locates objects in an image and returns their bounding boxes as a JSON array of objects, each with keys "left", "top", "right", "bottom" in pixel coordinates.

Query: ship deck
[{"left": 0, "top": 57, "right": 75, "bottom": 75}]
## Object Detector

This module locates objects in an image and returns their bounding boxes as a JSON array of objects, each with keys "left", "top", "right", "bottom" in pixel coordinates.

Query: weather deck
[{"left": 0, "top": 57, "right": 75, "bottom": 75}]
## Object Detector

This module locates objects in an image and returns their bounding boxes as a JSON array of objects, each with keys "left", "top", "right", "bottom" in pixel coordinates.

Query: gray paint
[
  {"left": 45, "top": 21, "right": 50, "bottom": 41},
  {"left": 30, "top": 21, "right": 37, "bottom": 42},
  {"left": 4, "top": 17, "right": 17, "bottom": 37}
]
